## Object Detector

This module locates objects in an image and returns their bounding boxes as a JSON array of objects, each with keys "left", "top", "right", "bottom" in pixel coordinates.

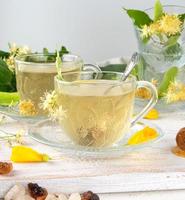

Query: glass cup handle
[
  {"left": 131, "top": 81, "right": 158, "bottom": 127},
  {"left": 83, "top": 63, "right": 101, "bottom": 72}
]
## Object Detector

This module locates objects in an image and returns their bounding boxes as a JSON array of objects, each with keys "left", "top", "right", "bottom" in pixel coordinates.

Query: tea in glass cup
[
  {"left": 54, "top": 71, "right": 158, "bottom": 147},
  {"left": 15, "top": 53, "right": 83, "bottom": 115}
]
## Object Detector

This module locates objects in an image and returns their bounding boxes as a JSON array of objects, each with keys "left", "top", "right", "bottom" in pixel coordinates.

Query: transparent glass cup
[
  {"left": 134, "top": 6, "right": 185, "bottom": 107},
  {"left": 15, "top": 53, "right": 100, "bottom": 115},
  {"left": 54, "top": 71, "right": 158, "bottom": 148}
]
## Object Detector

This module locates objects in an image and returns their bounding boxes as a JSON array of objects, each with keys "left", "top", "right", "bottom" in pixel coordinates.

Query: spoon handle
[{"left": 121, "top": 52, "right": 140, "bottom": 81}]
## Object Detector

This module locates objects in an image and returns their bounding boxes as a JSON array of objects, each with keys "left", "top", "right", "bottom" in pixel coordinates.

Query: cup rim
[
  {"left": 144, "top": 5, "right": 185, "bottom": 12},
  {"left": 139, "top": 51, "right": 183, "bottom": 57},
  {"left": 54, "top": 71, "right": 136, "bottom": 85},
  {"left": 15, "top": 53, "right": 83, "bottom": 66}
]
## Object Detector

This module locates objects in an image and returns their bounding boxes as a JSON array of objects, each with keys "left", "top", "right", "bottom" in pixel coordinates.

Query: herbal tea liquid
[{"left": 56, "top": 80, "right": 135, "bottom": 147}]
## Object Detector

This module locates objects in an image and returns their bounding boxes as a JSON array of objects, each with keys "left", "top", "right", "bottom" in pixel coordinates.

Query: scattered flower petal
[
  {"left": 128, "top": 126, "right": 158, "bottom": 145},
  {"left": 11, "top": 146, "right": 51, "bottom": 163},
  {"left": 144, "top": 108, "right": 159, "bottom": 120}
]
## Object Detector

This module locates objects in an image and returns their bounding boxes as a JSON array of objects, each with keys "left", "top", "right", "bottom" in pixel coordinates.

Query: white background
[{"left": 0, "top": 0, "right": 185, "bottom": 62}]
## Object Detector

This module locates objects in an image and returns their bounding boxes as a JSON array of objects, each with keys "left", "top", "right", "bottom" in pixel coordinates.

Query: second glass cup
[{"left": 15, "top": 53, "right": 100, "bottom": 115}]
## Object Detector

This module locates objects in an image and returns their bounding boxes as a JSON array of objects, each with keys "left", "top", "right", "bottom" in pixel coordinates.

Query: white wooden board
[{"left": 0, "top": 111, "right": 185, "bottom": 198}]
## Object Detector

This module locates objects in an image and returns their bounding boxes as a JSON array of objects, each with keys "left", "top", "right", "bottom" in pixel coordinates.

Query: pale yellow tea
[
  {"left": 16, "top": 65, "right": 80, "bottom": 115},
  {"left": 56, "top": 80, "right": 135, "bottom": 147}
]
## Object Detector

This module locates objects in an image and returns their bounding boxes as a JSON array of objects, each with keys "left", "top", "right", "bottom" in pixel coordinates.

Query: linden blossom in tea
[
  {"left": 53, "top": 71, "right": 158, "bottom": 148},
  {"left": 15, "top": 53, "right": 83, "bottom": 115}
]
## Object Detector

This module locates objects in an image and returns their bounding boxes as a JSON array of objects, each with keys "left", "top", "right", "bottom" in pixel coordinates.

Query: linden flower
[
  {"left": 136, "top": 88, "right": 151, "bottom": 99},
  {"left": 141, "top": 14, "right": 182, "bottom": 38},
  {"left": 9, "top": 43, "right": 31, "bottom": 55},
  {"left": 0, "top": 129, "right": 25, "bottom": 147},
  {"left": 7, "top": 129, "right": 25, "bottom": 147},
  {"left": 136, "top": 79, "right": 158, "bottom": 99},
  {"left": 160, "top": 14, "right": 182, "bottom": 36},
  {"left": 151, "top": 78, "right": 158, "bottom": 87},
  {"left": 165, "top": 81, "right": 185, "bottom": 103},
  {"left": 9, "top": 43, "right": 18, "bottom": 54},
  {"left": 50, "top": 106, "right": 67, "bottom": 121},
  {"left": 141, "top": 22, "right": 161, "bottom": 38},
  {"left": 15, "top": 130, "right": 24, "bottom": 145},
  {"left": 40, "top": 91, "right": 67, "bottom": 121},
  {"left": 6, "top": 43, "right": 31, "bottom": 70},
  {"left": 19, "top": 100, "right": 37, "bottom": 116},
  {"left": 149, "top": 22, "right": 162, "bottom": 34},
  {"left": 40, "top": 91, "right": 58, "bottom": 112},
  {"left": 6, "top": 55, "right": 16, "bottom": 71},
  {"left": 18, "top": 45, "right": 31, "bottom": 55},
  {"left": 141, "top": 25, "right": 151, "bottom": 38}
]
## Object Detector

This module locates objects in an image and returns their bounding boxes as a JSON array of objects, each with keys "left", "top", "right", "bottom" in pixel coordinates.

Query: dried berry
[
  {"left": 0, "top": 162, "right": 13, "bottom": 175},
  {"left": 28, "top": 183, "right": 48, "bottom": 200},
  {"left": 176, "top": 127, "right": 185, "bottom": 150},
  {"left": 91, "top": 193, "right": 100, "bottom": 200},
  {"left": 81, "top": 191, "right": 100, "bottom": 200}
]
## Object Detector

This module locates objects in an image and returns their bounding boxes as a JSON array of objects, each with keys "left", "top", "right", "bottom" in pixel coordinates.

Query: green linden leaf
[
  {"left": 165, "top": 35, "right": 180, "bottom": 48},
  {"left": 0, "top": 59, "right": 12, "bottom": 85},
  {"left": 142, "top": 36, "right": 150, "bottom": 44},
  {"left": 154, "top": 0, "right": 163, "bottom": 21},
  {"left": 158, "top": 66, "right": 178, "bottom": 98},
  {"left": 100, "top": 64, "right": 127, "bottom": 72},
  {"left": 59, "top": 46, "right": 69, "bottom": 56},
  {"left": 43, "top": 48, "right": 49, "bottom": 55},
  {"left": 0, "top": 92, "right": 19, "bottom": 106},
  {"left": 132, "top": 56, "right": 145, "bottom": 81},
  {"left": 178, "top": 13, "right": 185, "bottom": 22},
  {"left": 124, "top": 8, "right": 153, "bottom": 28},
  {"left": 0, "top": 50, "right": 10, "bottom": 59}
]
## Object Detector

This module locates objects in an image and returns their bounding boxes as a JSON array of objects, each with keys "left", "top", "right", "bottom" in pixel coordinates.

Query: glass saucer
[
  {"left": 0, "top": 105, "right": 46, "bottom": 124},
  {"left": 28, "top": 119, "right": 164, "bottom": 158}
]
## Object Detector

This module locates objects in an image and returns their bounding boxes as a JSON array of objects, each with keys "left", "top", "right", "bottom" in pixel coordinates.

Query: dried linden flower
[{"left": 19, "top": 100, "right": 37, "bottom": 116}]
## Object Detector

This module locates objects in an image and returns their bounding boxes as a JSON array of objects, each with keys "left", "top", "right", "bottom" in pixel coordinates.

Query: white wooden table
[{"left": 0, "top": 111, "right": 185, "bottom": 199}]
